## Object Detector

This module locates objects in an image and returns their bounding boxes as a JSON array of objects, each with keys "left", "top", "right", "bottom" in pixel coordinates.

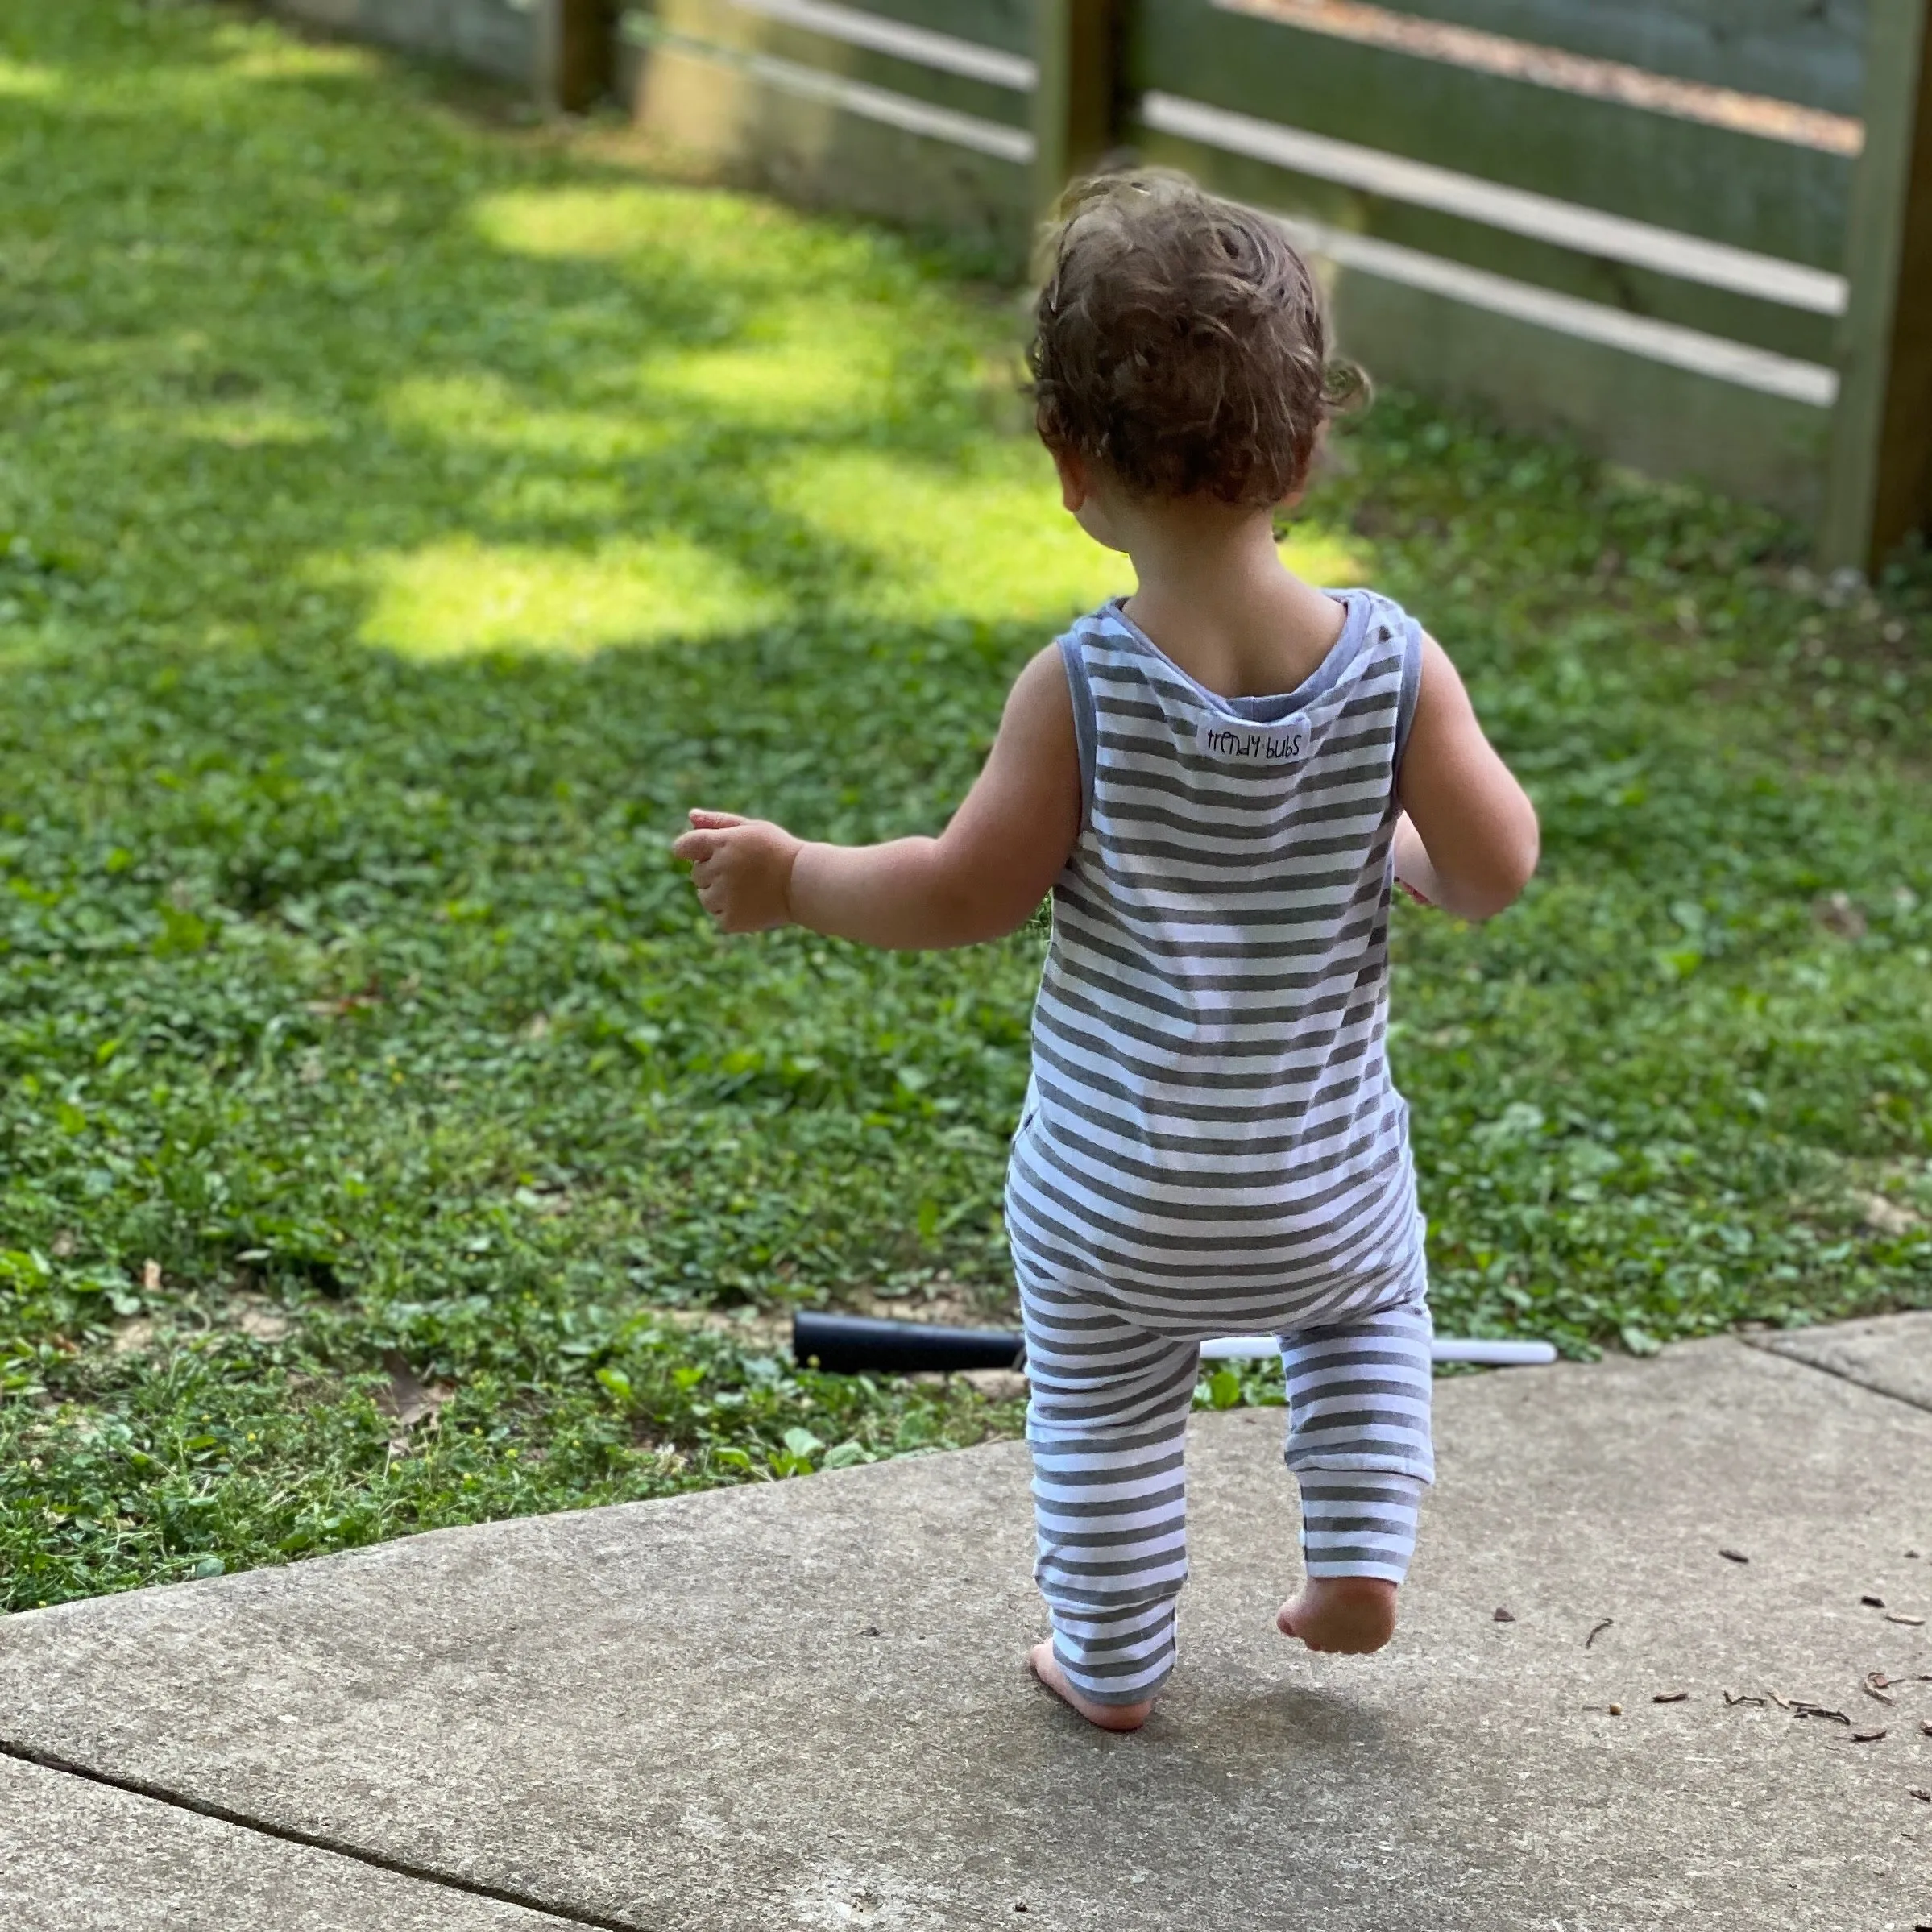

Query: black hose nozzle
[{"left": 792, "top": 1309, "right": 1023, "bottom": 1375}]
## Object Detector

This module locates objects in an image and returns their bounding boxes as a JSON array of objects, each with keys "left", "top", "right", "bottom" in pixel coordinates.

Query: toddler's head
[{"left": 1028, "top": 171, "right": 1359, "bottom": 508}]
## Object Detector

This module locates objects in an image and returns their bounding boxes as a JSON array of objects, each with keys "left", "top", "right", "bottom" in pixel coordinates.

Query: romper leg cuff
[
  {"left": 1051, "top": 1594, "right": 1180, "bottom": 1706},
  {"left": 1296, "top": 1469, "right": 1425, "bottom": 1583}
]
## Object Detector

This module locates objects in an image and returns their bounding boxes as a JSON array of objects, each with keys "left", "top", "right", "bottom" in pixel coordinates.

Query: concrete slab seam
[
  {"left": 1737, "top": 1333, "right": 1932, "bottom": 1414},
  {"left": 0, "top": 1739, "right": 643, "bottom": 1932}
]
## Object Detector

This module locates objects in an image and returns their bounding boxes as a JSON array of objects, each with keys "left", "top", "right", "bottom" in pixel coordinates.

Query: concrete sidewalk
[{"left": 3, "top": 1319, "right": 1930, "bottom": 1931}]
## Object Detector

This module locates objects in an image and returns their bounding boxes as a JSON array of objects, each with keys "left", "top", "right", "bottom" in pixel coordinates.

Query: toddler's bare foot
[
  {"left": 1027, "top": 1640, "right": 1154, "bottom": 1731},
  {"left": 1276, "top": 1576, "right": 1398, "bottom": 1654}
]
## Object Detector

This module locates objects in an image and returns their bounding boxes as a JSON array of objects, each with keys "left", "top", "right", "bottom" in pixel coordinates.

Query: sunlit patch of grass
[
  {"left": 1278, "top": 525, "right": 1373, "bottom": 590},
  {"left": 644, "top": 309, "right": 898, "bottom": 425},
  {"left": 770, "top": 455, "right": 1370, "bottom": 628},
  {"left": 770, "top": 445, "right": 1130, "bottom": 623},
  {"left": 471, "top": 183, "right": 865, "bottom": 281},
  {"left": 211, "top": 31, "right": 380, "bottom": 83},
  {"left": 383, "top": 375, "right": 682, "bottom": 463},
  {"left": 176, "top": 402, "right": 345, "bottom": 449},
  {"left": 468, "top": 184, "right": 960, "bottom": 364},
  {"left": 0, "top": 56, "right": 62, "bottom": 97},
  {"left": 325, "top": 533, "right": 782, "bottom": 657},
  {"left": 474, "top": 185, "right": 715, "bottom": 263}
]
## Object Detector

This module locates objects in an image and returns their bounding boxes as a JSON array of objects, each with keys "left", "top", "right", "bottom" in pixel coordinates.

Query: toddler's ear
[{"left": 1050, "top": 443, "right": 1088, "bottom": 514}]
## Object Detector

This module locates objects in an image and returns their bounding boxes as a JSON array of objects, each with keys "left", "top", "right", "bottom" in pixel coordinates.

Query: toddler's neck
[{"left": 1119, "top": 500, "right": 1346, "bottom": 702}]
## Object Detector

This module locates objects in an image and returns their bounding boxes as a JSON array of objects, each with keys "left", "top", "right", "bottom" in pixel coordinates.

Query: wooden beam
[
  {"left": 537, "top": 0, "right": 616, "bottom": 113},
  {"left": 1133, "top": 0, "right": 1853, "bottom": 271},
  {"left": 1031, "top": 0, "right": 1124, "bottom": 218},
  {"left": 1341, "top": 1, "right": 1867, "bottom": 118},
  {"left": 1821, "top": 0, "right": 1932, "bottom": 570}
]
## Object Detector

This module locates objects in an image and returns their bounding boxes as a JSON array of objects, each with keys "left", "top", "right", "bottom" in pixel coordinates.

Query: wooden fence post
[
  {"left": 537, "top": 0, "right": 615, "bottom": 114},
  {"left": 1032, "top": 0, "right": 1125, "bottom": 222},
  {"left": 1821, "top": 0, "right": 1932, "bottom": 571}
]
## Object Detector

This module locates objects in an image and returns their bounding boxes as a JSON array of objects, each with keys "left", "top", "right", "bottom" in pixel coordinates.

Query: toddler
[{"left": 674, "top": 172, "right": 1538, "bottom": 1731}]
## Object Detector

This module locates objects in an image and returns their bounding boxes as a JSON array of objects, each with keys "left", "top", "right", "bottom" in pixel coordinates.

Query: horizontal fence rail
[
  {"left": 625, "top": 15, "right": 1035, "bottom": 163},
  {"left": 1133, "top": 0, "right": 1855, "bottom": 271},
  {"left": 711, "top": 0, "right": 1037, "bottom": 85},
  {"left": 1318, "top": 0, "right": 1869, "bottom": 118},
  {"left": 617, "top": 0, "right": 1040, "bottom": 258},
  {"left": 620, "top": 0, "right": 1036, "bottom": 150},
  {"left": 1217, "top": 1, "right": 1867, "bottom": 150},
  {"left": 259, "top": 0, "right": 1932, "bottom": 567},
  {"left": 1134, "top": 93, "right": 1850, "bottom": 315}
]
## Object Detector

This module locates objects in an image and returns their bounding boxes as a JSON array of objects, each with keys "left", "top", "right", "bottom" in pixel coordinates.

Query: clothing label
[{"left": 1196, "top": 714, "right": 1311, "bottom": 764}]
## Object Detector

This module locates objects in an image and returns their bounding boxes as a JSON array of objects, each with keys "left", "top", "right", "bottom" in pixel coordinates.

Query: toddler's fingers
[
  {"left": 671, "top": 829, "right": 719, "bottom": 863},
  {"left": 687, "top": 808, "right": 748, "bottom": 829}
]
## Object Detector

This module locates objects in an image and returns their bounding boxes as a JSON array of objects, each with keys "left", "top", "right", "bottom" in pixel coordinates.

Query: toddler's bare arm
[
  {"left": 1395, "top": 634, "right": 1539, "bottom": 920},
  {"left": 673, "top": 646, "right": 1081, "bottom": 948}
]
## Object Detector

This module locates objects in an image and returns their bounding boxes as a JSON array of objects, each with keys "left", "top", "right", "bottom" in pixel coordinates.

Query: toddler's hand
[{"left": 672, "top": 810, "right": 802, "bottom": 934}]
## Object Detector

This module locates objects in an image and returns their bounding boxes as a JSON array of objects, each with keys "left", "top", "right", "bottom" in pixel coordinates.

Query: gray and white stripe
[
  {"left": 1024, "top": 1285, "right": 1433, "bottom": 1705},
  {"left": 1009, "top": 592, "right": 1436, "bottom": 1703}
]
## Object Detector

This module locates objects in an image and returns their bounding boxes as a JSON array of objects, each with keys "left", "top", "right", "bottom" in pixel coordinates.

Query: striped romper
[{"left": 1005, "top": 591, "right": 1436, "bottom": 1707}]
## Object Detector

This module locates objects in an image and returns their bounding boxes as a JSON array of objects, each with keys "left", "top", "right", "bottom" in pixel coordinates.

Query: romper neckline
[{"left": 1101, "top": 590, "right": 1373, "bottom": 724}]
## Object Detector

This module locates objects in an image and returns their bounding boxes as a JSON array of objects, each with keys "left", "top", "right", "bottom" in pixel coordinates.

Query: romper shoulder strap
[
  {"left": 1056, "top": 627, "right": 1099, "bottom": 834},
  {"left": 1393, "top": 610, "right": 1425, "bottom": 773}
]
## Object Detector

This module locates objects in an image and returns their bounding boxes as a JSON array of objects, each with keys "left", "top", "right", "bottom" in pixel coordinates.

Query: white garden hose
[{"left": 1200, "top": 1335, "right": 1557, "bottom": 1366}]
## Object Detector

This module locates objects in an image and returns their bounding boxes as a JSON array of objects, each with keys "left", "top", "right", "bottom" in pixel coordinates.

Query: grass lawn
[{"left": 2, "top": 1, "right": 1930, "bottom": 1613}]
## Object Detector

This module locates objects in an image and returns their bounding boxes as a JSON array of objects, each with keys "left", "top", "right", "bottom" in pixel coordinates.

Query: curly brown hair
[{"left": 1028, "top": 171, "right": 1365, "bottom": 505}]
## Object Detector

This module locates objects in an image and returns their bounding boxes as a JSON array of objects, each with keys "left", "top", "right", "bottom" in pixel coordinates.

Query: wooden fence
[
  {"left": 264, "top": 0, "right": 1932, "bottom": 570},
  {"left": 263, "top": 0, "right": 611, "bottom": 110}
]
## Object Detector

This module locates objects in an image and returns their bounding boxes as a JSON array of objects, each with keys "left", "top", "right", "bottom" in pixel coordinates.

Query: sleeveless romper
[{"left": 1006, "top": 591, "right": 1437, "bottom": 1707}]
